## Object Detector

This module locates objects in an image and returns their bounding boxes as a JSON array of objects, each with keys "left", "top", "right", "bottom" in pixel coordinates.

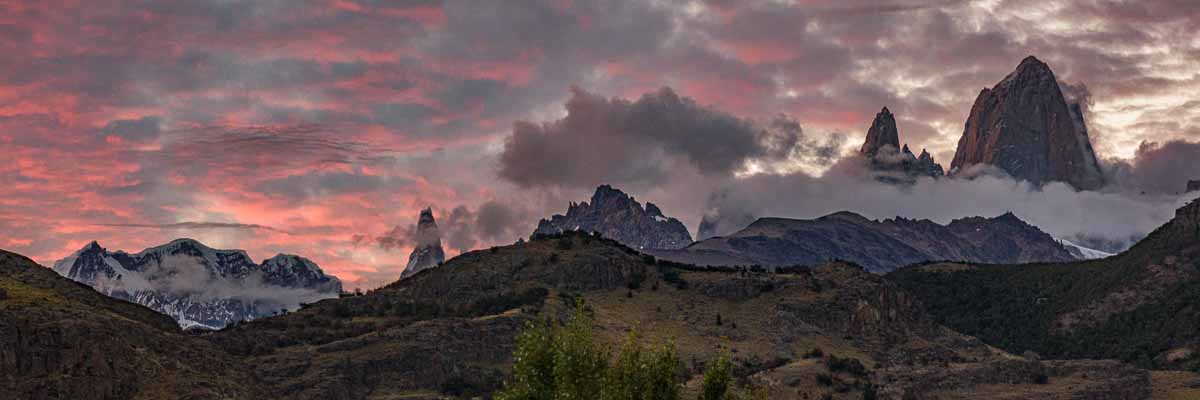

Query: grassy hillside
[{"left": 0, "top": 251, "right": 262, "bottom": 400}]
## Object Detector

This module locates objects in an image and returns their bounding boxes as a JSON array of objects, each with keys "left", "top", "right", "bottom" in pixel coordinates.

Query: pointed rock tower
[
  {"left": 950, "top": 56, "right": 1105, "bottom": 190},
  {"left": 401, "top": 207, "right": 446, "bottom": 279},
  {"left": 860, "top": 107, "right": 901, "bottom": 158},
  {"left": 859, "top": 107, "right": 944, "bottom": 180}
]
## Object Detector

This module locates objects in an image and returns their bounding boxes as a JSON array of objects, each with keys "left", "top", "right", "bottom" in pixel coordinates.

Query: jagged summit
[
  {"left": 534, "top": 185, "right": 692, "bottom": 250},
  {"left": 401, "top": 207, "right": 446, "bottom": 279},
  {"left": 951, "top": 56, "right": 1105, "bottom": 190}
]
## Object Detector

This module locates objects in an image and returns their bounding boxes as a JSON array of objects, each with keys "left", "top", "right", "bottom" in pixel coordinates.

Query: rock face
[
  {"left": 400, "top": 207, "right": 446, "bottom": 279},
  {"left": 950, "top": 56, "right": 1105, "bottom": 190},
  {"left": 534, "top": 185, "right": 692, "bottom": 249},
  {"left": 52, "top": 238, "right": 342, "bottom": 329},
  {"left": 860, "top": 107, "right": 945, "bottom": 182},
  {"left": 1187, "top": 180, "right": 1200, "bottom": 193},
  {"left": 651, "top": 211, "right": 1076, "bottom": 273}
]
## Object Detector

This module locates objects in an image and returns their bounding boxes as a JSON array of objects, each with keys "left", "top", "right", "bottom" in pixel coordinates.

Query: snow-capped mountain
[{"left": 52, "top": 238, "right": 341, "bottom": 330}]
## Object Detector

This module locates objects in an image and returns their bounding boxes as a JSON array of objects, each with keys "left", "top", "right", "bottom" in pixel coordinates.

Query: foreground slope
[
  {"left": 889, "top": 198, "right": 1200, "bottom": 370},
  {"left": 653, "top": 211, "right": 1075, "bottom": 273},
  {"left": 0, "top": 250, "right": 260, "bottom": 399},
  {"left": 209, "top": 232, "right": 1147, "bottom": 399}
]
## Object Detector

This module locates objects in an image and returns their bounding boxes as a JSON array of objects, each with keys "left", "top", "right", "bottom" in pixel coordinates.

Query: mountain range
[
  {"left": 651, "top": 211, "right": 1079, "bottom": 273},
  {"left": 11, "top": 224, "right": 1200, "bottom": 399},
  {"left": 52, "top": 238, "right": 341, "bottom": 329}
]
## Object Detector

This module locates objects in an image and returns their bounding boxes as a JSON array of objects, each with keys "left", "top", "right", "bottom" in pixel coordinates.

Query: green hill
[{"left": 889, "top": 198, "right": 1200, "bottom": 370}]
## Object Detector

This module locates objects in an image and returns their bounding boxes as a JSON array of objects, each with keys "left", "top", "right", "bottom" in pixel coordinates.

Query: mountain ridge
[
  {"left": 651, "top": 210, "right": 1077, "bottom": 273},
  {"left": 52, "top": 238, "right": 341, "bottom": 329}
]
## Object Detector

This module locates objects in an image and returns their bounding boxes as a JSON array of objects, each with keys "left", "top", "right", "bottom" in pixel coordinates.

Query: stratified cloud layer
[{"left": 1, "top": 1, "right": 1197, "bottom": 288}]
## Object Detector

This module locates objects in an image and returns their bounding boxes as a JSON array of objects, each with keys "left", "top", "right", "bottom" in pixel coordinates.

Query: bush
[
  {"left": 699, "top": 355, "right": 733, "bottom": 400},
  {"left": 496, "top": 303, "right": 682, "bottom": 400},
  {"left": 825, "top": 356, "right": 867, "bottom": 377}
]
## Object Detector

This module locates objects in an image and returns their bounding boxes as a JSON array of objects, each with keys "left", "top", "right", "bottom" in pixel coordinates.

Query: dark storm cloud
[{"left": 498, "top": 86, "right": 844, "bottom": 188}]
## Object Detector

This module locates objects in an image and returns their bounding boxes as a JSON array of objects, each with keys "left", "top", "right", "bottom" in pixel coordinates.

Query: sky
[{"left": 1, "top": 0, "right": 1199, "bottom": 289}]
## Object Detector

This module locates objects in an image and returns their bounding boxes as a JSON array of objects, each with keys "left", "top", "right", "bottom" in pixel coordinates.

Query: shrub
[
  {"left": 825, "top": 356, "right": 867, "bottom": 377},
  {"left": 699, "top": 355, "right": 733, "bottom": 400}
]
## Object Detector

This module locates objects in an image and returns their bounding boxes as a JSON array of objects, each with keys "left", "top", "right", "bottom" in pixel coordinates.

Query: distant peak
[
  {"left": 418, "top": 207, "right": 436, "bottom": 225},
  {"left": 645, "top": 202, "right": 664, "bottom": 218},
  {"left": 1002, "top": 55, "right": 1056, "bottom": 84},
  {"left": 591, "top": 184, "right": 632, "bottom": 207},
  {"left": 861, "top": 107, "right": 901, "bottom": 156},
  {"left": 822, "top": 210, "right": 870, "bottom": 222},
  {"left": 992, "top": 212, "right": 1026, "bottom": 225},
  {"left": 166, "top": 238, "right": 207, "bottom": 247}
]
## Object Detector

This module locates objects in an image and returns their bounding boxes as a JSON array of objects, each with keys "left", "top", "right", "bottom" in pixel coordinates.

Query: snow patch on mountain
[{"left": 1056, "top": 236, "right": 1115, "bottom": 260}]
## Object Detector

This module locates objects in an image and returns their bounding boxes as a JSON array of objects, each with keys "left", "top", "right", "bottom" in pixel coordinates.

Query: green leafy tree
[
  {"left": 553, "top": 304, "right": 609, "bottom": 400},
  {"left": 698, "top": 355, "right": 733, "bottom": 400},
  {"left": 497, "top": 303, "right": 686, "bottom": 400},
  {"left": 643, "top": 339, "right": 682, "bottom": 400},
  {"left": 496, "top": 319, "right": 556, "bottom": 400},
  {"left": 603, "top": 332, "right": 682, "bottom": 400}
]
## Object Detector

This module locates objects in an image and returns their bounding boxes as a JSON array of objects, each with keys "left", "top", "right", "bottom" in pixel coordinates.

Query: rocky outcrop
[
  {"left": 860, "top": 107, "right": 945, "bottom": 182},
  {"left": 1187, "top": 180, "right": 1200, "bottom": 193},
  {"left": 534, "top": 185, "right": 692, "bottom": 249},
  {"left": 651, "top": 211, "right": 1076, "bottom": 273},
  {"left": 400, "top": 207, "right": 446, "bottom": 279},
  {"left": 52, "top": 238, "right": 341, "bottom": 329},
  {"left": 950, "top": 56, "right": 1105, "bottom": 190}
]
